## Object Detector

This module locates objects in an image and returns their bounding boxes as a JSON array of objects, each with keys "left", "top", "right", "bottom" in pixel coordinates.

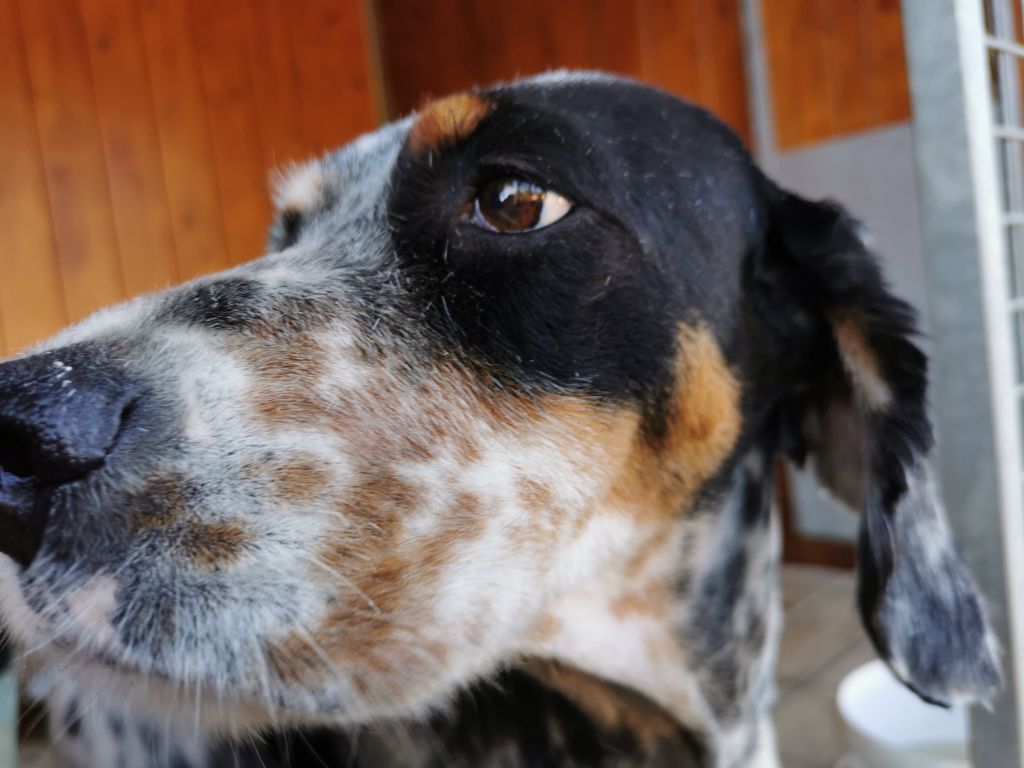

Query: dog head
[{"left": 0, "top": 72, "right": 998, "bottom": 735}]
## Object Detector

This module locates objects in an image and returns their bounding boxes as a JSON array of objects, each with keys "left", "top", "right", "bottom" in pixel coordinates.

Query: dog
[{"left": 0, "top": 72, "right": 1001, "bottom": 767}]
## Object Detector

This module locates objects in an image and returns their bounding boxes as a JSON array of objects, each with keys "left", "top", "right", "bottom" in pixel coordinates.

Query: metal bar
[
  {"left": 991, "top": 0, "right": 1024, "bottom": 302},
  {"left": 739, "top": 0, "right": 779, "bottom": 172},
  {"left": 987, "top": 35, "right": 1024, "bottom": 57},
  {"left": 902, "top": 0, "right": 1024, "bottom": 765},
  {"left": 994, "top": 124, "right": 1024, "bottom": 141}
]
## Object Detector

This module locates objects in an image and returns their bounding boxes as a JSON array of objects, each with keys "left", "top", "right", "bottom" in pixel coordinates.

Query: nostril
[
  {"left": 0, "top": 429, "right": 36, "bottom": 481},
  {"left": 114, "top": 397, "right": 137, "bottom": 445}
]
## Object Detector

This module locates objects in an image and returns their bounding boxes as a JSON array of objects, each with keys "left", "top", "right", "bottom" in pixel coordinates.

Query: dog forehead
[{"left": 267, "top": 118, "right": 411, "bottom": 249}]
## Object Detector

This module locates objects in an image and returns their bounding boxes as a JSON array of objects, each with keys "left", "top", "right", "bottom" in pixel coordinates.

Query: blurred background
[{"left": 4, "top": 1, "right": 1022, "bottom": 766}]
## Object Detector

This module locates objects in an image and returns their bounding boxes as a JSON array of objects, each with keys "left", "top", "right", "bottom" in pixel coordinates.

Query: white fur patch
[{"left": 271, "top": 160, "right": 324, "bottom": 214}]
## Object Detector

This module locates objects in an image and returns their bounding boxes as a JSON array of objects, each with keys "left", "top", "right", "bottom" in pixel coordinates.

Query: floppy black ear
[{"left": 758, "top": 182, "right": 1001, "bottom": 707}]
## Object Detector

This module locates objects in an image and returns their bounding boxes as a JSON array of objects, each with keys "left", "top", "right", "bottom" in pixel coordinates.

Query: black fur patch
[
  {"left": 212, "top": 665, "right": 708, "bottom": 767},
  {"left": 387, "top": 77, "right": 761, "bottom": 436},
  {"left": 161, "top": 279, "right": 267, "bottom": 330}
]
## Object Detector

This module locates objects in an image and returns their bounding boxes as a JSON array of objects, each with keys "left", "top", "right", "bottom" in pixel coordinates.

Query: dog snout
[{"left": 0, "top": 346, "right": 138, "bottom": 567}]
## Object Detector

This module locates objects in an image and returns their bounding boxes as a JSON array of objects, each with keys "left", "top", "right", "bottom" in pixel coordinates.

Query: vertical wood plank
[
  {"left": 637, "top": 0, "right": 702, "bottom": 102},
  {"left": 80, "top": 0, "right": 180, "bottom": 295},
  {"left": 822, "top": 0, "right": 872, "bottom": 137},
  {"left": 245, "top": 0, "right": 307, "bottom": 169},
  {"left": 376, "top": 0, "right": 474, "bottom": 114},
  {"left": 138, "top": 0, "right": 229, "bottom": 280},
  {"left": 588, "top": 0, "right": 642, "bottom": 77},
  {"left": 189, "top": 0, "right": 271, "bottom": 267},
  {"left": 376, "top": 0, "right": 625, "bottom": 117},
  {"left": 0, "top": 0, "right": 68, "bottom": 353},
  {"left": 863, "top": 0, "right": 911, "bottom": 126},
  {"left": 763, "top": 0, "right": 833, "bottom": 148},
  {"left": 377, "top": 0, "right": 752, "bottom": 142},
  {"left": 497, "top": 0, "right": 595, "bottom": 76},
  {"left": 288, "top": 0, "right": 380, "bottom": 154},
  {"left": 18, "top": 0, "right": 126, "bottom": 323},
  {"left": 693, "top": 0, "right": 751, "bottom": 145}
]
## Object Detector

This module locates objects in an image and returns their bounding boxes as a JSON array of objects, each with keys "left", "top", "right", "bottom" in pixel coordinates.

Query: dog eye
[{"left": 470, "top": 178, "right": 572, "bottom": 233}]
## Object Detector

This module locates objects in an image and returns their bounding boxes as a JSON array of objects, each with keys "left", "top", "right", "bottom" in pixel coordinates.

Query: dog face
[{"left": 0, "top": 73, "right": 999, "bottom": 739}]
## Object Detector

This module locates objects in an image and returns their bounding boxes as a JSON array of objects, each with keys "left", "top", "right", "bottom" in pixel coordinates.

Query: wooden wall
[
  {"left": 762, "top": 0, "right": 911, "bottom": 149},
  {"left": 0, "top": 0, "right": 381, "bottom": 356},
  {"left": 0, "top": 0, "right": 916, "bottom": 357},
  {"left": 375, "top": 0, "right": 751, "bottom": 146}
]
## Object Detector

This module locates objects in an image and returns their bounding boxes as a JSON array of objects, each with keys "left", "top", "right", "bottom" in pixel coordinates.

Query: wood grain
[
  {"left": 288, "top": 0, "right": 381, "bottom": 154},
  {"left": 377, "top": 0, "right": 752, "bottom": 144},
  {"left": 824, "top": 0, "right": 872, "bottom": 137},
  {"left": 189, "top": 0, "right": 272, "bottom": 266},
  {"left": 1, "top": 0, "right": 380, "bottom": 355},
  {"left": 765, "top": 0, "right": 911, "bottom": 149},
  {"left": 246, "top": 0, "right": 307, "bottom": 169},
  {"left": 80, "top": 0, "right": 181, "bottom": 294},
  {"left": 139, "top": 0, "right": 230, "bottom": 281},
  {"left": 863, "top": 0, "right": 911, "bottom": 127},
  {"left": 0, "top": 0, "right": 67, "bottom": 353},
  {"left": 18, "top": 0, "right": 127, "bottom": 322}
]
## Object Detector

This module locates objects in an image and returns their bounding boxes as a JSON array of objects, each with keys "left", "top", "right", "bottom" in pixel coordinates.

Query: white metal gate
[{"left": 903, "top": 0, "right": 1024, "bottom": 764}]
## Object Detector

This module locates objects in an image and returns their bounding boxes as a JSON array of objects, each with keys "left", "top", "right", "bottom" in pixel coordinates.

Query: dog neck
[
  {"left": 210, "top": 661, "right": 708, "bottom": 767},
  {"left": 517, "top": 450, "right": 783, "bottom": 765}
]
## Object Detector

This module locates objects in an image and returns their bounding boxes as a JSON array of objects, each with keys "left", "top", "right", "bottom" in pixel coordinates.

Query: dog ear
[
  {"left": 267, "top": 160, "right": 325, "bottom": 251},
  {"left": 757, "top": 182, "right": 1001, "bottom": 707}
]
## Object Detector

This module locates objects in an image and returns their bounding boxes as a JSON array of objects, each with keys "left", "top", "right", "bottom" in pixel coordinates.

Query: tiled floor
[
  {"left": 20, "top": 564, "right": 868, "bottom": 767},
  {"left": 776, "top": 564, "right": 873, "bottom": 768}
]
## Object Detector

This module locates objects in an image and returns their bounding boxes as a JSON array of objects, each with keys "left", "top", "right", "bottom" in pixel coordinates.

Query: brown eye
[{"left": 471, "top": 178, "right": 573, "bottom": 233}]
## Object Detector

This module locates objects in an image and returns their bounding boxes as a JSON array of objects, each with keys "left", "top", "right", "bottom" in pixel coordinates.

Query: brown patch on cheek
[
  {"left": 408, "top": 93, "right": 493, "bottom": 155},
  {"left": 603, "top": 324, "right": 742, "bottom": 520},
  {"left": 609, "top": 588, "right": 670, "bottom": 621},
  {"left": 416, "top": 491, "right": 484, "bottom": 575},
  {"left": 246, "top": 337, "right": 330, "bottom": 429},
  {"left": 268, "top": 476, "right": 487, "bottom": 689},
  {"left": 125, "top": 474, "right": 253, "bottom": 569},
  {"left": 266, "top": 472, "right": 420, "bottom": 688},
  {"left": 181, "top": 522, "right": 254, "bottom": 569},
  {"left": 528, "top": 613, "right": 564, "bottom": 644},
  {"left": 127, "top": 474, "right": 189, "bottom": 532},
  {"left": 265, "top": 457, "right": 331, "bottom": 503},
  {"left": 518, "top": 477, "right": 555, "bottom": 515},
  {"left": 662, "top": 324, "right": 742, "bottom": 481}
]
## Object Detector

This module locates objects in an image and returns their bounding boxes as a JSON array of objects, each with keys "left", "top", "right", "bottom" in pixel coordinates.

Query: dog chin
[{"left": 23, "top": 650, "right": 364, "bottom": 738}]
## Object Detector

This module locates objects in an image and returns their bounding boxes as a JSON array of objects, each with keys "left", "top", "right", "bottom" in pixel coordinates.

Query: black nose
[{"left": 0, "top": 346, "right": 137, "bottom": 567}]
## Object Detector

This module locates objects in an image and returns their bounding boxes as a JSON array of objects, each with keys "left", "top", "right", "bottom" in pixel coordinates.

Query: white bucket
[
  {"left": 0, "top": 666, "right": 15, "bottom": 768},
  {"left": 836, "top": 660, "right": 968, "bottom": 768}
]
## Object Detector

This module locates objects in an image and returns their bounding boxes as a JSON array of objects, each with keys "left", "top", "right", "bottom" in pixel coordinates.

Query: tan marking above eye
[
  {"left": 408, "top": 92, "right": 493, "bottom": 155},
  {"left": 470, "top": 178, "right": 573, "bottom": 233}
]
